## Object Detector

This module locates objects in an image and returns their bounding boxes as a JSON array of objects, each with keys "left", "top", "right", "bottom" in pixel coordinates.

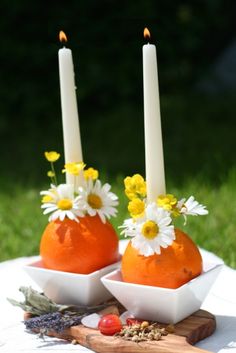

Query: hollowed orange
[
  {"left": 40, "top": 215, "right": 119, "bottom": 274},
  {"left": 121, "top": 228, "right": 202, "bottom": 289}
]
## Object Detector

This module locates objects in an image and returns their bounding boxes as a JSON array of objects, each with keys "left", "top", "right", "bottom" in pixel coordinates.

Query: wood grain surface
[{"left": 43, "top": 309, "right": 216, "bottom": 353}]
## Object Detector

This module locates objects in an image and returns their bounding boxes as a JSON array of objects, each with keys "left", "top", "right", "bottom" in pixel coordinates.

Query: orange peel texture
[
  {"left": 121, "top": 228, "right": 202, "bottom": 289},
  {"left": 40, "top": 215, "right": 119, "bottom": 274}
]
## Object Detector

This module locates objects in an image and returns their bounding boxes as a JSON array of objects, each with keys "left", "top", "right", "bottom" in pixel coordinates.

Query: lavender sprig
[
  {"left": 24, "top": 311, "right": 84, "bottom": 333},
  {"left": 9, "top": 286, "right": 119, "bottom": 335}
]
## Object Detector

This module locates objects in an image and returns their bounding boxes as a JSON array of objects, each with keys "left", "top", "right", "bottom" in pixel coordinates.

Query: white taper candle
[
  {"left": 143, "top": 28, "right": 166, "bottom": 202},
  {"left": 58, "top": 31, "right": 83, "bottom": 185}
]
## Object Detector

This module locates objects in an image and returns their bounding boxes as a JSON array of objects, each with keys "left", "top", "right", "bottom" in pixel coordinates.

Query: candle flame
[
  {"left": 143, "top": 27, "right": 151, "bottom": 40},
  {"left": 59, "top": 30, "right": 67, "bottom": 43}
]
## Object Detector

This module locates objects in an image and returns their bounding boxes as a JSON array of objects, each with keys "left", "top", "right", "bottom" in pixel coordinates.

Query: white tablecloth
[{"left": 0, "top": 241, "right": 236, "bottom": 353}]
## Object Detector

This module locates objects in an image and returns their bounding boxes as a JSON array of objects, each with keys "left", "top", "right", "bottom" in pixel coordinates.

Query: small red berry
[
  {"left": 98, "top": 314, "right": 122, "bottom": 335},
  {"left": 126, "top": 318, "right": 142, "bottom": 326}
]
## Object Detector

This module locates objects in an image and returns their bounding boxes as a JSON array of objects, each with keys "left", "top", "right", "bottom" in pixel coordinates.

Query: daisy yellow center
[
  {"left": 57, "top": 198, "right": 73, "bottom": 210},
  {"left": 87, "top": 193, "right": 103, "bottom": 209},
  {"left": 141, "top": 220, "right": 159, "bottom": 240},
  {"left": 41, "top": 195, "right": 53, "bottom": 203}
]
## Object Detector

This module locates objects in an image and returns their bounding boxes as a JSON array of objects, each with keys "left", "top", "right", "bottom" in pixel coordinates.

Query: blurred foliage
[{"left": 0, "top": 0, "right": 235, "bottom": 184}]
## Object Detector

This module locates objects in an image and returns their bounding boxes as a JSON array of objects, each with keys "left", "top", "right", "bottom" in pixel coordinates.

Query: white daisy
[
  {"left": 178, "top": 196, "right": 208, "bottom": 225},
  {"left": 180, "top": 195, "right": 208, "bottom": 222},
  {"left": 40, "top": 184, "right": 59, "bottom": 203},
  {"left": 41, "top": 184, "right": 84, "bottom": 222},
  {"left": 120, "top": 202, "right": 175, "bottom": 256},
  {"left": 78, "top": 179, "right": 118, "bottom": 223},
  {"left": 120, "top": 218, "right": 137, "bottom": 237}
]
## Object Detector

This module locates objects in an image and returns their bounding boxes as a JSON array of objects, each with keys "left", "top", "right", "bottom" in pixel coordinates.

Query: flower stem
[
  {"left": 51, "top": 162, "right": 58, "bottom": 186},
  {"left": 74, "top": 175, "right": 76, "bottom": 194}
]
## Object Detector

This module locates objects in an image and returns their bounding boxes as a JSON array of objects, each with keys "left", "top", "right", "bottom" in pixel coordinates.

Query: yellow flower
[
  {"left": 47, "top": 171, "right": 55, "bottom": 178},
  {"left": 62, "top": 162, "right": 86, "bottom": 175},
  {"left": 157, "top": 194, "right": 177, "bottom": 211},
  {"left": 41, "top": 195, "right": 53, "bottom": 203},
  {"left": 84, "top": 167, "right": 99, "bottom": 180},
  {"left": 124, "top": 174, "right": 146, "bottom": 200},
  {"left": 128, "top": 198, "right": 145, "bottom": 218},
  {"left": 45, "top": 151, "right": 60, "bottom": 162},
  {"left": 172, "top": 207, "right": 181, "bottom": 218}
]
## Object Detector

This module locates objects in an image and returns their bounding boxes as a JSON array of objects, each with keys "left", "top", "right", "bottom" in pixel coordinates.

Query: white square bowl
[
  {"left": 23, "top": 258, "right": 121, "bottom": 306},
  {"left": 101, "top": 261, "right": 223, "bottom": 324}
]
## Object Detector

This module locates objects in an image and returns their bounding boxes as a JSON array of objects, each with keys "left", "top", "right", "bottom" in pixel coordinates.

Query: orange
[
  {"left": 121, "top": 228, "right": 202, "bottom": 289},
  {"left": 40, "top": 215, "right": 119, "bottom": 274}
]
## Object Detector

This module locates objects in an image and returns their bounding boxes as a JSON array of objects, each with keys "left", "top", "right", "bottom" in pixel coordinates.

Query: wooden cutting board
[{"left": 42, "top": 309, "right": 216, "bottom": 353}]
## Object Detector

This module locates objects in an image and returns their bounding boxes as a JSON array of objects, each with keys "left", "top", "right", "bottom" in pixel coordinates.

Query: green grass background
[
  {"left": 1, "top": 170, "right": 235, "bottom": 268},
  {"left": 0, "top": 94, "right": 235, "bottom": 269}
]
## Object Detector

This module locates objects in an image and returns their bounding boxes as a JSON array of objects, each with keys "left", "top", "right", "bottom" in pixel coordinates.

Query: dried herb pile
[{"left": 117, "top": 320, "right": 173, "bottom": 342}]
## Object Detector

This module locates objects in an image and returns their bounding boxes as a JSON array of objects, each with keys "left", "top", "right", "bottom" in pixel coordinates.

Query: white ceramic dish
[
  {"left": 101, "top": 261, "right": 223, "bottom": 324},
  {"left": 24, "top": 259, "right": 121, "bottom": 306}
]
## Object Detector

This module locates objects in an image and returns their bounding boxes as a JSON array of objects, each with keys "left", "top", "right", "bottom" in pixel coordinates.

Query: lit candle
[
  {"left": 58, "top": 30, "right": 83, "bottom": 185},
  {"left": 143, "top": 27, "right": 166, "bottom": 203}
]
